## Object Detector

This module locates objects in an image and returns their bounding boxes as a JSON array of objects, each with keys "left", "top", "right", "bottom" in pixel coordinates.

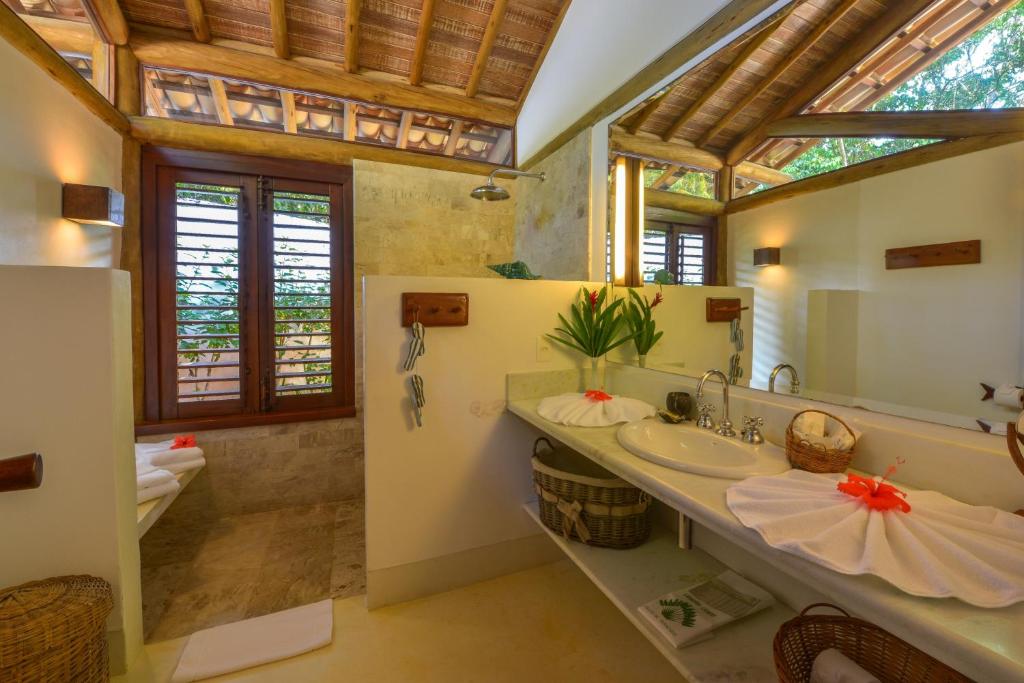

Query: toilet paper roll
[{"left": 994, "top": 384, "right": 1024, "bottom": 409}]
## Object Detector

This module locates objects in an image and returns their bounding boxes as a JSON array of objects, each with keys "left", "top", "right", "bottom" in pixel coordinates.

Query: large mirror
[{"left": 605, "top": 0, "right": 1024, "bottom": 432}]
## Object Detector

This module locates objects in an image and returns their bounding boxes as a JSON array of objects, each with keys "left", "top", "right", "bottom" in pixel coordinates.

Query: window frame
[
  {"left": 139, "top": 147, "right": 355, "bottom": 434},
  {"left": 644, "top": 218, "right": 717, "bottom": 286}
]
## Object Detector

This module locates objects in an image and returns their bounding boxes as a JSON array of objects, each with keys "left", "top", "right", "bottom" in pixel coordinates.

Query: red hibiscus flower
[{"left": 171, "top": 434, "right": 197, "bottom": 450}]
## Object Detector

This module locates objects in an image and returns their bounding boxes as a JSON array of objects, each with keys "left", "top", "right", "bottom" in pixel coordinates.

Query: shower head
[{"left": 470, "top": 169, "right": 546, "bottom": 201}]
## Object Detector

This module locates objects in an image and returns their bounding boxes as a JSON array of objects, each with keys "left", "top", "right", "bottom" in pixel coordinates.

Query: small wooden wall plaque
[
  {"left": 706, "top": 297, "right": 745, "bottom": 323},
  {"left": 885, "top": 240, "right": 980, "bottom": 270},
  {"left": 402, "top": 292, "right": 469, "bottom": 327}
]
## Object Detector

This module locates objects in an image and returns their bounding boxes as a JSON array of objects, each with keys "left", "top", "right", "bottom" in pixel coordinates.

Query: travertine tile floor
[
  {"left": 115, "top": 560, "right": 684, "bottom": 683},
  {"left": 140, "top": 498, "right": 365, "bottom": 642}
]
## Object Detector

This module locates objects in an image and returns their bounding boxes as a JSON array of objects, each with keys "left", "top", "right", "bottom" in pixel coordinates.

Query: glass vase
[
  {"left": 637, "top": 354, "right": 648, "bottom": 369},
  {"left": 586, "top": 356, "right": 607, "bottom": 391}
]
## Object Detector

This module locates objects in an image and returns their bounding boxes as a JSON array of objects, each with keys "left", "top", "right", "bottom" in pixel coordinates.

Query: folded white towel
[
  {"left": 137, "top": 464, "right": 176, "bottom": 491},
  {"left": 538, "top": 393, "right": 656, "bottom": 427},
  {"left": 171, "top": 599, "right": 333, "bottom": 682},
  {"left": 135, "top": 440, "right": 204, "bottom": 466},
  {"left": 726, "top": 470, "right": 1024, "bottom": 607},
  {"left": 160, "top": 457, "right": 206, "bottom": 475},
  {"left": 810, "top": 649, "right": 879, "bottom": 683},
  {"left": 138, "top": 479, "right": 180, "bottom": 504},
  {"left": 793, "top": 413, "right": 859, "bottom": 451}
]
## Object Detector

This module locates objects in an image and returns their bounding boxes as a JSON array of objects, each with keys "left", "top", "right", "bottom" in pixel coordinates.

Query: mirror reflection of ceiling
[{"left": 615, "top": 0, "right": 1019, "bottom": 196}]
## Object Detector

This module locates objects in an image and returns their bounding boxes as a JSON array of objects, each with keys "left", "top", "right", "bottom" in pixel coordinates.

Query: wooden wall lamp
[{"left": 62, "top": 183, "right": 125, "bottom": 227}]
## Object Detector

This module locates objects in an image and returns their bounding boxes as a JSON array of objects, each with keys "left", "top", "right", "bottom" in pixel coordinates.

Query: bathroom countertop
[{"left": 508, "top": 397, "right": 1024, "bottom": 683}]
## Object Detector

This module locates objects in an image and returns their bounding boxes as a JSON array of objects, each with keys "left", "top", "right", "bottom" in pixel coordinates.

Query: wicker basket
[
  {"left": 774, "top": 603, "right": 972, "bottom": 683},
  {"left": 785, "top": 409, "right": 857, "bottom": 473},
  {"left": 0, "top": 575, "right": 113, "bottom": 683},
  {"left": 532, "top": 438, "right": 651, "bottom": 549}
]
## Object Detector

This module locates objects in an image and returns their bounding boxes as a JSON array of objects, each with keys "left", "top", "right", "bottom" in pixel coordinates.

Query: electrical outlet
[{"left": 536, "top": 336, "right": 552, "bottom": 362}]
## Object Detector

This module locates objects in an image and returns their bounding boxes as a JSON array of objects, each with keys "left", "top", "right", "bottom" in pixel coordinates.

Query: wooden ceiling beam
[
  {"left": 487, "top": 130, "right": 513, "bottom": 164},
  {"left": 650, "top": 165, "right": 681, "bottom": 190},
  {"left": 726, "top": 0, "right": 935, "bottom": 165},
  {"left": 129, "top": 30, "right": 516, "bottom": 125},
  {"left": 269, "top": 0, "right": 289, "bottom": 59},
  {"left": 81, "top": 0, "right": 129, "bottom": 46},
  {"left": 345, "top": 0, "right": 361, "bottom": 73},
  {"left": 466, "top": 0, "right": 508, "bottom": 98},
  {"left": 698, "top": 0, "right": 860, "bottom": 148},
  {"left": 766, "top": 109, "right": 1024, "bottom": 139},
  {"left": 516, "top": 0, "right": 572, "bottom": 112},
  {"left": 0, "top": 3, "right": 128, "bottom": 131},
  {"left": 409, "top": 0, "right": 435, "bottom": 85},
  {"left": 281, "top": 91, "right": 298, "bottom": 133},
  {"left": 610, "top": 130, "right": 792, "bottom": 186},
  {"left": 208, "top": 78, "right": 234, "bottom": 126},
  {"left": 727, "top": 131, "right": 1024, "bottom": 213},
  {"left": 182, "top": 0, "right": 211, "bottom": 43},
  {"left": 661, "top": 9, "right": 790, "bottom": 142},
  {"left": 129, "top": 115, "right": 507, "bottom": 176},
  {"left": 625, "top": 90, "right": 670, "bottom": 136},
  {"left": 647, "top": 188, "right": 725, "bottom": 216}
]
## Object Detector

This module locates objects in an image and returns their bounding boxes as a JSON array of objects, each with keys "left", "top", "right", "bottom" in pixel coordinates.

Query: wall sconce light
[
  {"left": 613, "top": 156, "right": 644, "bottom": 287},
  {"left": 753, "top": 247, "right": 780, "bottom": 267},
  {"left": 62, "top": 184, "right": 125, "bottom": 227}
]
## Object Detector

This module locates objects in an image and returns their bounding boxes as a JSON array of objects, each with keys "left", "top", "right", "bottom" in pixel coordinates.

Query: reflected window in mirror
[{"left": 642, "top": 221, "right": 715, "bottom": 285}]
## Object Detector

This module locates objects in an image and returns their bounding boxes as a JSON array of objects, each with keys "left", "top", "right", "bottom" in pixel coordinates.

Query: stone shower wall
[{"left": 514, "top": 129, "right": 592, "bottom": 280}]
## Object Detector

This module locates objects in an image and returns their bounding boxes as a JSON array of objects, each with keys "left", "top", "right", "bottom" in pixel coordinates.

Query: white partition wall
[{"left": 0, "top": 266, "right": 141, "bottom": 672}]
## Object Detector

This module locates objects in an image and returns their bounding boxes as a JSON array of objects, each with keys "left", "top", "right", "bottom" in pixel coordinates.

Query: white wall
[
  {"left": 730, "top": 142, "right": 1024, "bottom": 427},
  {"left": 0, "top": 37, "right": 123, "bottom": 267},
  {"left": 516, "top": 1, "right": 733, "bottom": 164},
  {"left": 0, "top": 266, "right": 141, "bottom": 672}
]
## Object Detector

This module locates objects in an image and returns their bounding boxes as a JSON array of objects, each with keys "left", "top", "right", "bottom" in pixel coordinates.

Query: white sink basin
[{"left": 617, "top": 420, "right": 789, "bottom": 479}]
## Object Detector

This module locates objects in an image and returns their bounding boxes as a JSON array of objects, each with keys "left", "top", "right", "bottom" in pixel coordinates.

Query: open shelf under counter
[
  {"left": 509, "top": 396, "right": 1024, "bottom": 683},
  {"left": 525, "top": 501, "right": 793, "bottom": 681}
]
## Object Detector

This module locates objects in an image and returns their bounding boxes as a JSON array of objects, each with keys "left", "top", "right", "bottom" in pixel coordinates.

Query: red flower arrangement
[
  {"left": 837, "top": 461, "right": 911, "bottom": 513},
  {"left": 171, "top": 434, "right": 197, "bottom": 450},
  {"left": 584, "top": 389, "right": 613, "bottom": 402}
]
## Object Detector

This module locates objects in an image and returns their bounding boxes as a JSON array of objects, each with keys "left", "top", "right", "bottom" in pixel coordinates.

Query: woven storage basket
[
  {"left": 532, "top": 437, "right": 650, "bottom": 549},
  {"left": 0, "top": 575, "right": 113, "bottom": 683},
  {"left": 774, "top": 604, "right": 972, "bottom": 683},
  {"left": 785, "top": 409, "right": 857, "bottom": 473}
]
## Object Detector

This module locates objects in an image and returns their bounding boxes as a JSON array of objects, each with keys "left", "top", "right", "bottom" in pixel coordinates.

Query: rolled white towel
[
  {"left": 793, "top": 413, "right": 860, "bottom": 451},
  {"left": 810, "top": 648, "right": 879, "bottom": 683},
  {"left": 137, "top": 479, "right": 180, "bottom": 504},
  {"left": 994, "top": 384, "right": 1024, "bottom": 409},
  {"left": 137, "top": 465, "right": 176, "bottom": 491},
  {"left": 160, "top": 457, "right": 206, "bottom": 475}
]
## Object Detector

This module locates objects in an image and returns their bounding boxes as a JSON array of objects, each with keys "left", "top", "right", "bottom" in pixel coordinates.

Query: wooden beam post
[
  {"left": 646, "top": 188, "right": 725, "bottom": 216},
  {"left": 409, "top": 0, "right": 435, "bottom": 85},
  {"left": 182, "top": 0, "right": 211, "bottom": 43},
  {"left": 0, "top": 3, "right": 129, "bottom": 132},
  {"left": 281, "top": 90, "right": 298, "bottom": 133},
  {"left": 114, "top": 44, "right": 140, "bottom": 116},
  {"left": 715, "top": 164, "right": 734, "bottom": 286},
  {"left": 208, "top": 78, "right": 234, "bottom": 126},
  {"left": 270, "top": 0, "right": 289, "bottom": 59},
  {"left": 129, "top": 29, "right": 516, "bottom": 125},
  {"left": 395, "top": 111, "right": 413, "bottom": 149},
  {"left": 91, "top": 38, "right": 113, "bottom": 100},
  {"left": 662, "top": 9, "right": 790, "bottom": 142},
  {"left": 765, "top": 109, "right": 1024, "bottom": 139},
  {"left": 466, "top": 0, "right": 508, "bottom": 98},
  {"left": 345, "top": 0, "right": 361, "bottom": 73},
  {"left": 342, "top": 102, "right": 357, "bottom": 141},
  {"left": 128, "top": 115, "right": 511, "bottom": 176},
  {"left": 82, "top": 0, "right": 129, "bottom": 46},
  {"left": 698, "top": 0, "right": 859, "bottom": 148},
  {"left": 444, "top": 120, "right": 464, "bottom": 156},
  {"left": 726, "top": 0, "right": 934, "bottom": 165}
]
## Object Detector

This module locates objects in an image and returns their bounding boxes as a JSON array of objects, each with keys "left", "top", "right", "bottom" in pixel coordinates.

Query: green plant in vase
[
  {"left": 547, "top": 286, "right": 634, "bottom": 390},
  {"left": 623, "top": 288, "right": 664, "bottom": 368}
]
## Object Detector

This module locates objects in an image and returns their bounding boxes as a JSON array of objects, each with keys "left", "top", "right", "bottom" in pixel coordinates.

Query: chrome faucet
[
  {"left": 696, "top": 369, "right": 735, "bottom": 437},
  {"left": 769, "top": 363, "right": 801, "bottom": 395}
]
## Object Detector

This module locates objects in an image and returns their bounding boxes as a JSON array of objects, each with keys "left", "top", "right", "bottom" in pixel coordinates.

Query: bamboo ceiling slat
[{"left": 117, "top": 0, "right": 567, "bottom": 105}]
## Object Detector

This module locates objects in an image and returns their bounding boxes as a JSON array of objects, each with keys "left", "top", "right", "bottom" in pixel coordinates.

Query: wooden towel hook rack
[{"left": 0, "top": 453, "right": 43, "bottom": 493}]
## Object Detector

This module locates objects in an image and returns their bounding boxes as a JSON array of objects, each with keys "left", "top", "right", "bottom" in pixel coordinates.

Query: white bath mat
[
  {"left": 726, "top": 470, "right": 1024, "bottom": 607},
  {"left": 171, "top": 599, "right": 333, "bottom": 682}
]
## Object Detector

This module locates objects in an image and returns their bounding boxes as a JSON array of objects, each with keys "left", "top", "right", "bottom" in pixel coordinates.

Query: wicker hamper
[
  {"left": 774, "top": 604, "right": 973, "bottom": 683},
  {"left": 0, "top": 575, "right": 113, "bottom": 683},
  {"left": 532, "top": 437, "right": 650, "bottom": 549}
]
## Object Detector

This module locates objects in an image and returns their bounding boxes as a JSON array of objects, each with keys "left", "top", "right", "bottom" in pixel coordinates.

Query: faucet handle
[
  {"left": 696, "top": 403, "right": 716, "bottom": 430},
  {"left": 741, "top": 416, "right": 765, "bottom": 444},
  {"left": 743, "top": 416, "right": 764, "bottom": 428}
]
